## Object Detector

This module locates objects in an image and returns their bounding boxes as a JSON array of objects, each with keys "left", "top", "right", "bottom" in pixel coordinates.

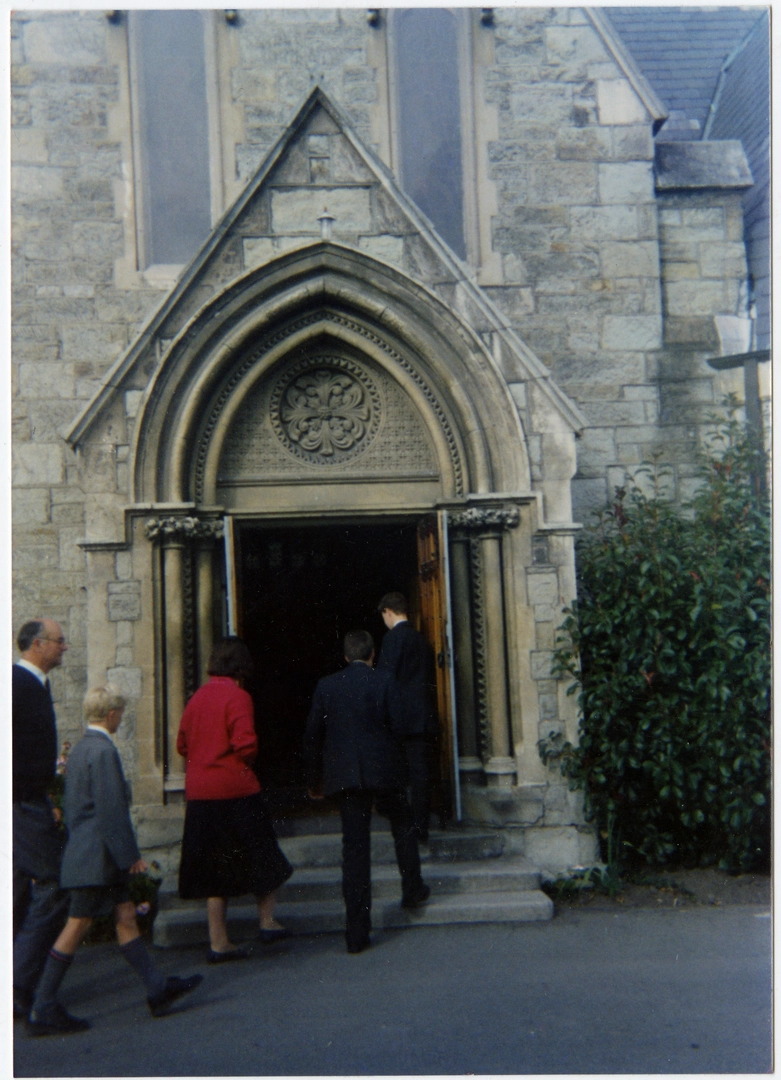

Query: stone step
[
  {"left": 276, "top": 828, "right": 505, "bottom": 868},
  {"left": 158, "top": 856, "right": 541, "bottom": 910},
  {"left": 153, "top": 885, "right": 553, "bottom": 947}
]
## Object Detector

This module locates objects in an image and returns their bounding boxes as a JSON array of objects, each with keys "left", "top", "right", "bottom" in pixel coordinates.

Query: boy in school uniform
[{"left": 27, "top": 685, "right": 203, "bottom": 1036}]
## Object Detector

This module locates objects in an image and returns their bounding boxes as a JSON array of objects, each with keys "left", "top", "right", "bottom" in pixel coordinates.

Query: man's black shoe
[
  {"left": 27, "top": 1002, "right": 91, "bottom": 1036},
  {"left": 148, "top": 974, "right": 203, "bottom": 1018},
  {"left": 401, "top": 883, "right": 431, "bottom": 910},
  {"left": 346, "top": 938, "right": 370, "bottom": 954},
  {"left": 14, "top": 987, "right": 32, "bottom": 1021}
]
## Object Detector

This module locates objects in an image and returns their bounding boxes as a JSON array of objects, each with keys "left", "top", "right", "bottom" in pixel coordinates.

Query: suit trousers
[
  {"left": 401, "top": 736, "right": 433, "bottom": 842},
  {"left": 13, "top": 799, "right": 69, "bottom": 994},
  {"left": 336, "top": 788, "right": 423, "bottom": 949}
]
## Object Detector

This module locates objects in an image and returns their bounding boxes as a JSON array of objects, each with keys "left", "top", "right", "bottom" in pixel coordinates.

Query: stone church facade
[{"left": 11, "top": 9, "right": 764, "bottom": 876}]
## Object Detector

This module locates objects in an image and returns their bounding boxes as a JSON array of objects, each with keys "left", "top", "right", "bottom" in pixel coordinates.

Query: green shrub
[{"left": 541, "top": 410, "right": 770, "bottom": 871}]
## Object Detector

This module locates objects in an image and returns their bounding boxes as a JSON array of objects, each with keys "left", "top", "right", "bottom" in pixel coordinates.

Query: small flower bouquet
[
  {"left": 128, "top": 864, "right": 163, "bottom": 936},
  {"left": 47, "top": 741, "right": 71, "bottom": 830},
  {"left": 85, "top": 863, "right": 163, "bottom": 943}
]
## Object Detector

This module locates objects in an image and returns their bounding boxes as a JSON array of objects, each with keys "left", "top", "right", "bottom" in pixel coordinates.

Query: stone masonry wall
[
  {"left": 482, "top": 8, "right": 752, "bottom": 517},
  {"left": 12, "top": 11, "right": 158, "bottom": 742},
  {"left": 11, "top": 7, "right": 757, "bottom": 755},
  {"left": 229, "top": 8, "right": 378, "bottom": 181},
  {"left": 484, "top": 8, "right": 663, "bottom": 520}
]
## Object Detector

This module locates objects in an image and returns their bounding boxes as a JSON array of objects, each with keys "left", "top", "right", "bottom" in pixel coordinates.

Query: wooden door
[
  {"left": 416, "top": 512, "right": 461, "bottom": 820},
  {"left": 223, "top": 515, "right": 242, "bottom": 636}
]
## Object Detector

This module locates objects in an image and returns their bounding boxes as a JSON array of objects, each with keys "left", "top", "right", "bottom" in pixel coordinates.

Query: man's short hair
[
  {"left": 344, "top": 629, "right": 374, "bottom": 662},
  {"left": 207, "top": 636, "right": 254, "bottom": 681},
  {"left": 17, "top": 620, "right": 45, "bottom": 653},
  {"left": 83, "top": 684, "right": 126, "bottom": 721},
  {"left": 377, "top": 592, "right": 408, "bottom": 616}
]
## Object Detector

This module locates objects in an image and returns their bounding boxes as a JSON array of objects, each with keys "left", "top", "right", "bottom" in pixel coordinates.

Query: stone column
[
  {"left": 145, "top": 515, "right": 224, "bottom": 790},
  {"left": 477, "top": 529, "right": 515, "bottom": 787},
  {"left": 449, "top": 533, "right": 480, "bottom": 775},
  {"left": 196, "top": 543, "right": 215, "bottom": 684},
  {"left": 162, "top": 539, "right": 186, "bottom": 786},
  {"left": 450, "top": 505, "right": 520, "bottom": 788}
]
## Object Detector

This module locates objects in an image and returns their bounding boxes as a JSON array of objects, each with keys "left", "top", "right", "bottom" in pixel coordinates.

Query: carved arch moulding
[{"left": 191, "top": 310, "right": 467, "bottom": 504}]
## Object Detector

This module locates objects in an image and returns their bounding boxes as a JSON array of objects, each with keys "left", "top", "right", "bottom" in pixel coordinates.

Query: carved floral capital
[
  {"left": 449, "top": 506, "right": 521, "bottom": 532},
  {"left": 144, "top": 516, "right": 224, "bottom": 542}
]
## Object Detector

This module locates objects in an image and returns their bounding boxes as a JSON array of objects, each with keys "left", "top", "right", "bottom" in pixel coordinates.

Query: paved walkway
[{"left": 13, "top": 905, "right": 771, "bottom": 1076}]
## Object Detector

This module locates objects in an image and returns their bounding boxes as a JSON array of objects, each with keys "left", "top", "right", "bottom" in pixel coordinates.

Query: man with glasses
[{"left": 13, "top": 619, "right": 70, "bottom": 1020}]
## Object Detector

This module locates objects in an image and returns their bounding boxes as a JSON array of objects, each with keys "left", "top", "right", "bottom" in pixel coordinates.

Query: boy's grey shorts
[{"left": 68, "top": 879, "right": 131, "bottom": 918}]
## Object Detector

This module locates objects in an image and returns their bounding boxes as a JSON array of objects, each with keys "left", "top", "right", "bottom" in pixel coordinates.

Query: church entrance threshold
[{"left": 234, "top": 519, "right": 421, "bottom": 816}]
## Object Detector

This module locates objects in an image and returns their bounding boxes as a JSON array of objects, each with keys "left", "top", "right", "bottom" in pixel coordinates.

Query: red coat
[{"left": 177, "top": 677, "right": 261, "bottom": 801}]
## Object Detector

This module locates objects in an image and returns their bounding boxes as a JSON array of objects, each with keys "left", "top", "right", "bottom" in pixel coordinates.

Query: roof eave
[{"left": 586, "top": 8, "right": 668, "bottom": 123}]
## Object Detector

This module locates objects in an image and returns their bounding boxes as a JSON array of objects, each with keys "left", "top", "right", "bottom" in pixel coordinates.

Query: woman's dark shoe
[
  {"left": 27, "top": 1002, "right": 91, "bottom": 1036},
  {"left": 257, "top": 926, "right": 290, "bottom": 944},
  {"left": 207, "top": 947, "right": 251, "bottom": 964}
]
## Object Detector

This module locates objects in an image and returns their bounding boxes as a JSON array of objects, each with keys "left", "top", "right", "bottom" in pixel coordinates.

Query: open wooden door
[
  {"left": 417, "top": 512, "right": 461, "bottom": 821},
  {"left": 223, "top": 514, "right": 241, "bottom": 636}
]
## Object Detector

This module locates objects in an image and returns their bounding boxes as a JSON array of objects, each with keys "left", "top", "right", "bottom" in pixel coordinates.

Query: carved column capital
[
  {"left": 449, "top": 505, "right": 520, "bottom": 533},
  {"left": 145, "top": 516, "right": 224, "bottom": 543}
]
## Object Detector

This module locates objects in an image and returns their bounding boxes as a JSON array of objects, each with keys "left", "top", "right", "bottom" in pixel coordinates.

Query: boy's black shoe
[
  {"left": 148, "top": 974, "right": 203, "bottom": 1018},
  {"left": 27, "top": 1002, "right": 91, "bottom": 1036},
  {"left": 401, "top": 883, "right": 431, "bottom": 910}
]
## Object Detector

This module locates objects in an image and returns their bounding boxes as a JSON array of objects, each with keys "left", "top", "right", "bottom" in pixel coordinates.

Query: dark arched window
[
  {"left": 394, "top": 9, "right": 466, "bottom": 259},
  {"left": 130, "top": 10, "right": 212, "bottom": 267}
]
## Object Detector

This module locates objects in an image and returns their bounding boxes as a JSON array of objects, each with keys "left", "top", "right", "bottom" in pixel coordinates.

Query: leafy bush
[{"left": 541, "top": 410, "right": 770, "bottom": 871}]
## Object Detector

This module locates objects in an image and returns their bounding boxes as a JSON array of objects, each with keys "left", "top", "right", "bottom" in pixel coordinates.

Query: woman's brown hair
[{"left": 207, "top": 637, "right": 254, "bottom": 682}]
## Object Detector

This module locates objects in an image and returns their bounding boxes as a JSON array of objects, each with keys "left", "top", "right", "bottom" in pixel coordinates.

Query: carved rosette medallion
[{"left": 270, "top": 356, "right": 382, "bottom": 466}]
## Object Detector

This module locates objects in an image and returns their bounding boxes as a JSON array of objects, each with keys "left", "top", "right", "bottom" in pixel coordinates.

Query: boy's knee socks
[
  {"left": 119, "top": 936, "right": 166, "bottom": 997},
  {"left": 32, "top": 948, "right": 74, "bottom": 1011}
]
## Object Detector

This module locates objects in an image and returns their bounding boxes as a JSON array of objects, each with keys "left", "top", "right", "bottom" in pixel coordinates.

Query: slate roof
[
  {"left": 604, "top": 7, "right": 768, "bottom": 139},
  {"left": 705, "top": 12, "right": 770, "bottom": 350},
  {"left": 606, "top": 6, "right": 771, "bottom": 348},
  {"left": 705, "top": 11, "right": 769, "bottom": 166}
]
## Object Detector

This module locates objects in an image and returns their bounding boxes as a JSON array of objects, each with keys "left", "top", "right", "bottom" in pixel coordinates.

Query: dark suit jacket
[
  {"left": 304, "top": 662, "right": 405, "bottom": 797},
  {"left": 60, "top": 729, "right": 141, "bottom": 888},
  {"left": 13, "top": 664, "right": 58, "bottom": 803},
  {"left": 376, "top": 621, "right": 438, "bottom": 737}
]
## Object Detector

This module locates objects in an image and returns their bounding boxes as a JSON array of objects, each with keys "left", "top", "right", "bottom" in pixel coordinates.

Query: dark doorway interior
[{"left": 238, "top": 521, "right": 419, "bottom": 804}]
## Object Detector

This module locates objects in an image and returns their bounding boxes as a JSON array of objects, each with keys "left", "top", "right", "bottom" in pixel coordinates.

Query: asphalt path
[{"left": 13, "top": 905, "right": 771, "bottom": 1076}]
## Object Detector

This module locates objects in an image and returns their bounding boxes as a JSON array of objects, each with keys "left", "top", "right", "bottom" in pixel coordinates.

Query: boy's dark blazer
[
  {"left": 303, "top": 662, "right": 405, "bottom": 797},
  {"left": 376, "top": 621, "right": 438, "bottom": 736},
  {"left": 60, "top": 729, "right": 141, "bottom": 888}
]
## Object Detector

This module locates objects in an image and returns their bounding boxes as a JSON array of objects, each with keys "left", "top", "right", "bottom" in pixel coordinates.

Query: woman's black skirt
[{"left": 179, "top": 791, "right": 293, "bottom": 900}]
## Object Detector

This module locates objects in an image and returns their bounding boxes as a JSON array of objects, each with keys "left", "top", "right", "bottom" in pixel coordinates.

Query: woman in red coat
[{"left": 177, "top": 638, "right": 293, "bottom": 962}]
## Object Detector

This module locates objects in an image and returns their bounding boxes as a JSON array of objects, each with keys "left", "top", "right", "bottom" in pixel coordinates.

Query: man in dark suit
[
  {"left": 304, "top": 629, "right": 430, "bottom": 953},
  {"left": 376, "top": 592, "right": 438, "bottom": 843},
  {"left": 13, "top": 618, "right": 71, "bottom": 1019}
]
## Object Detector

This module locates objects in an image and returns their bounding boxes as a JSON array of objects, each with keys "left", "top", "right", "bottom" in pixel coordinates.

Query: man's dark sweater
[{"left": 13, "top": 665, "right": 57, "bottom": 803}]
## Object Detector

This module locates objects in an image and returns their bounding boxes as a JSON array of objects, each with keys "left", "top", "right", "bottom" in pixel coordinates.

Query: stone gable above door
[
  {"left": 66, "top": 87, "right": 586, "bottom": 535},
  {"left": 68, "top": 87, "right": 585, "bottom": 448}
]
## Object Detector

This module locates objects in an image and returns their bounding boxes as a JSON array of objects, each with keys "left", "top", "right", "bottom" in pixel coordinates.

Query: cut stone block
[{"left": 271, "top": 187, "right": 371, "bottom": 234}]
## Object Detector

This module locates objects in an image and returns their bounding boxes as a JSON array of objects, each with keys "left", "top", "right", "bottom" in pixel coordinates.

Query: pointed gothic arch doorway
[{"left": 222, "top": 511, "right": 460, "bottom": 824}]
